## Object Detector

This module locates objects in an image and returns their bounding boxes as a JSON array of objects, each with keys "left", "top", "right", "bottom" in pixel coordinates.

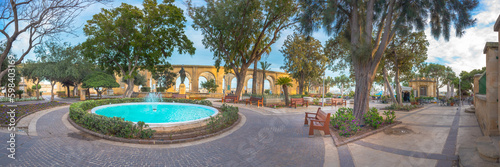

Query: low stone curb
[
  {"left": 0, "top": 103, "right": 69, "bottom": 127},
  {"left": 67, "top": 113, "right": 242, "bottom": 145},
  {"left": 330, "top": 121, "right": 402, "bottom": 147}
]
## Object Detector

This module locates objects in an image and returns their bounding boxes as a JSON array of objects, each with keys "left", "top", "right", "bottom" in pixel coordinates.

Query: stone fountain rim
[{"left": 90, "top": 102, "right": 219, "bottom": 127}]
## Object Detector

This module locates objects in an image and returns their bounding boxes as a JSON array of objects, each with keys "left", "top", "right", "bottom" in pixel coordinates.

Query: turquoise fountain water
[{"left": 91, "top": 92, "right": 218, "bottom": 127}]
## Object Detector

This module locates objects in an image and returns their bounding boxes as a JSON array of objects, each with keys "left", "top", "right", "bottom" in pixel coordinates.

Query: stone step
[
  {"left": 464, "top": 107, "right": 475, "bottom": 113},
  {"left": 475, "top": 136, "right": 500, "bottom": 163},
  {"left": 458, "top": 144, "right": 499, "bottom": 167}
]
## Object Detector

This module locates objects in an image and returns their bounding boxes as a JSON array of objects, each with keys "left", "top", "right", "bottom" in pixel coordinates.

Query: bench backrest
[
  {"left": 331, "top": 98, "right": 345, "bottom": 102},
  {"left": 225, "top": 95, "right": 239, "bottom": 100},
  {"left": 291, "top": 98, "right": 304, "bottom": 103},
  {"left": 250, "top": 97, "right": 262, "bottom": 101},
  {"left": 316, "top": 108, "right": 331, "bottom": 127}
]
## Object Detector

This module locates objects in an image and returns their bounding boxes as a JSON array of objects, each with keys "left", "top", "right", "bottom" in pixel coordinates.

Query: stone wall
[{"left": 474, "top": 15, "right": 500, "bottom": 136}]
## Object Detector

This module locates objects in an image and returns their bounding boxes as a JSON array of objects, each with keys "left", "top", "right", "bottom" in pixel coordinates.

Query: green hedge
[
  {"left": 69, "top": 98, "right": 213, "bottom": 139},
  {"left": 207, "top": 104, "right": 239, "bottom": 132}
]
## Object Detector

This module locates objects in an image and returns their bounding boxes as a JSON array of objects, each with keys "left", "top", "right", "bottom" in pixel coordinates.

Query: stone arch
[
  {"left": 198, "top": 71, "right": 216, "bottom": 93},
  {"left": 264, "top": 75, "right": 275, "bottom": 94},
  {"left": 243, "top": 74, "right": 253, "bottom": 94},
  {"left": 222, "top": 73, "right": 236, "bottom": 93}
]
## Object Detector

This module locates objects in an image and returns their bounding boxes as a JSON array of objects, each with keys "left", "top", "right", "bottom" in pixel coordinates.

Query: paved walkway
[{"left": 0, "top": 99, "right": 481, "bottom": 166}]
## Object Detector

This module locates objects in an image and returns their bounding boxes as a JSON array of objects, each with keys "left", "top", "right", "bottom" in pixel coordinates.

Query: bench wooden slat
[
  {"left": 245, "top": 97, "right": 263, "bottom": 107},
  {"left": 304, "top": 107, "right": 331, "bottom": 137},
  {"left": 331, "top": 98, "right": 346, "bottom": 106},
  {"left": 290, "top": 98, "right": 308, "bottom": 108},
  {"left": 222, "top": 95, "right": 239, "bottom": 103}
]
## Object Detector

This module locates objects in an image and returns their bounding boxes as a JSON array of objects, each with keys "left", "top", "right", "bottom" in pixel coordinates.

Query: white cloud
[{"left": 425, "top": 0, "right": 499, "bottom": 75}]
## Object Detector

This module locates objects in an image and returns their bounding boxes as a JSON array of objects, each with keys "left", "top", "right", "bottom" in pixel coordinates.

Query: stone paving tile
[
  {"left": 0, "top": 106, "right": 325, "bottom": 166},
  {"left": 349, "top": 142, "right": 437, "bottom": 167},
  {"left": 337, "top": 145, "right": 354, "bottom": 167}
]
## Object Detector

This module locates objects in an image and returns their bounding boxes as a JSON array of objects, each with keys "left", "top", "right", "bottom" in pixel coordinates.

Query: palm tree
[
  {"left": 276, "top": 77, "right": 293, "bottom": 106},
  {"left": 260, "top": 61, "right": 272, "bottom": 95},
  {"left": 334, "top": 74, "right": 353, "bottom": 99}
]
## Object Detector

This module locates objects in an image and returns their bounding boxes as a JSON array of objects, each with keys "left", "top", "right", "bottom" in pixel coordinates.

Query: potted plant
[
  {"left": 448, "top": 97, "right": 455, "bottom": 106},
  {"left": 410, "top": 97, "right": 418, "bottom": 105}
]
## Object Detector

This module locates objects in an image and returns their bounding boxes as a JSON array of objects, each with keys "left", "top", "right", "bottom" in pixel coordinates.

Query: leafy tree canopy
[
  {"left": 280, "top": 33, "right": 327, "bottom": 95},
  {"left": 152, "top": 64, "right": 176, "bottom": 89},
  {"left": 82, "top": 71, "right": 120, "bottom": 89},
  {"left": 201, "top": 79, "right": 218, "bottom": 93},
  {"left": 188, "top": 0, "right": 298, "bottom": 97},
  {"left": 82, "top": 0, "right": 195, "bottom": 97}
]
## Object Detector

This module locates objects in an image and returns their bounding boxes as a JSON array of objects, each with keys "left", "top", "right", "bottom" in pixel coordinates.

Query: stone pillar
[
  {"left": 192, "top": 68, "right": 199, "bottom": 93},
  {"left": 474, "top": 74, "right": 482, "bottom": 108},
  {"left": 179, "top": 84, "right": 186, "bottom": 94},
  {"left": 80, "top": 89, "right": 86, "bottom": 101},
  {"left": 495, "top": 15, "right": 500, "bottom": 136},
  {"left": 484, "top": 42, "right": 499, "bottom": 135}
]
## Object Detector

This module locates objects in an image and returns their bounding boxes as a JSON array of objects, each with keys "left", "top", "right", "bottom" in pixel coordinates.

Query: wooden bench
[
  {"left": 304, "top": 108, "right": 331, "bottom": 137},
  {"left": 290, "top": 98, "right": 308, "bottom": 108},
  {"left": 331, "top": 98, "right": 346, "bottom": 106},
  {"left": 245, "top": 97, "right": 263, "bottom": 107},
  {"left": 222, "top": 95, "right": 239, "bottom": 103},
  {"left": 172, "top": 94, "right": 186, "bottom": 99}
]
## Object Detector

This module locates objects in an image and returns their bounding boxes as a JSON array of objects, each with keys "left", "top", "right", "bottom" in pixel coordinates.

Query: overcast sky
[{"left": 9, "top": 0, "right": 500, "bottom": 91}]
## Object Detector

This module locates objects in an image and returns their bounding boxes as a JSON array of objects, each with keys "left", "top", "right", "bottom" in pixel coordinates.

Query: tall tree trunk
[
  {"left": 50, "top": 81, "right": 56, "bottom": 101},
  {"left": 283, "top": 85, "right": 289, "bottom": 105},
  {"left": 394, "top": 53, "right": 402, "bottom": 104},
  {"left": 395, "top": 70, "right": 402, "bottom": 104},
  {"left": 353, "top": 70, "right": 374, "bottom": 122},
  {"left": 73, "top": 83, "right": 78, "bottom": 97},
  {"left": 445, "top": 82, "right": 450, "bottom": 99},
  {"left": 383, "top": 82, "right": 387, "bottom": 96},
  {"left": 235, "top": 72, "right": 246, "bottom": 99},
  {"left": 124, "top": 78, "right": 135, "bottom": 98},
  {"left": 383, "top": 66, "right": 396, "bottom": 103},
  {"left": 252, "top": 60, "right": 258, "bottom": 94},
  {"left": 340, "top": 84, "right": 344, "bottom": 99},
  {"left": 261, "top": 70, "right": 266, "bottom": 95},
  {"left": 298, "top": 73, "right": 305, "bottom": 95},
  {"left": 451, "top": 84, "right": 455, "bottom": 97},
  {"left": 436, "top": 77, "right": 439, "bottom": 98},
  {"left": 35, "top": 81, "right": 40, "bottom": 100},
  {"left": 66, "top": 85, "right": 71, "bottom": 97}
]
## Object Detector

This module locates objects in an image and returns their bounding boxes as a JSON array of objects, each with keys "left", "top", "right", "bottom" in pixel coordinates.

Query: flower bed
[
  {"left": 0, "top": 101, "right": 68, "bottom": 126},
  {"left": 329, "top": 107, "right": 400, "bottom": 145},
  {"left": 383, "top": 103, "right": 422, "bottom": 111}
]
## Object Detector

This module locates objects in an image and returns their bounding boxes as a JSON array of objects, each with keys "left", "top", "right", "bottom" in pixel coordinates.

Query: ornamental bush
[
  {"left": 69, "top": 98, "right": 213, "bottom": 139},
  {"left": 363, "top": 107, "right": 384, "bottom": 129},
  {"left": 383, "top": 110, "right": 396, "bottom": 124},
  {"left": 330, "top": 107, "right": 360, "bottom": 137},
  {"left": 206, "top": 104, "right": 239, "bottom": 133}
]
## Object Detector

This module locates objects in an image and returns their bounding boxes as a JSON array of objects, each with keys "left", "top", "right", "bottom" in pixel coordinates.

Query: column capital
[{"left": 483, "top": 42, "right": 498, "bottom": 54}]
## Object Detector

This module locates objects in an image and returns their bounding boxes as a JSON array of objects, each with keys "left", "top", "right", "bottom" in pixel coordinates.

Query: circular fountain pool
[{"left": 91, "top": 102, "right": 218, "bottom": 127}]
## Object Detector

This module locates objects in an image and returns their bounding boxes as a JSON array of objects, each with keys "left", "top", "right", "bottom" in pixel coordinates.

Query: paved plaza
[{"left": 0, "top": 99, "right": 481, "bottom": 166}]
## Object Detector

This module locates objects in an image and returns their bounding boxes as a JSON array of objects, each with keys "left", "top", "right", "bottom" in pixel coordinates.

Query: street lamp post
[{"left": 322, "top": 72, "right": 325, "bottom": 107}]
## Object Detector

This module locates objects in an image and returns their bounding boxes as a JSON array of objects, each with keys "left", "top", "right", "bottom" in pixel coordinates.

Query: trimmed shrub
[
  {"left": 330, "top": 107, "right": 360, "bottom": 137},
  {"left": 140, "top": 87, "right": 151, "bottom": 92},
  {"left": 363, "top": 107, "right": 384, "bottom": 129},
  {"left": 56, "top": 91, "right": 66, "bottom": 97},
  {"left": 383, "top": 110, "right": 396, "bottom": 124},
  {"left": 206, "top": 104, "right": 239, "bottom": 133},
  {"left": 69, "top": 98, "right": 213, "bottom": 139},
  {"left": 384, "top": 103, "right": 420, "bottom": 111},
  {"left": 156, "top": 87, "right": 166, "bottom": 92}
]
